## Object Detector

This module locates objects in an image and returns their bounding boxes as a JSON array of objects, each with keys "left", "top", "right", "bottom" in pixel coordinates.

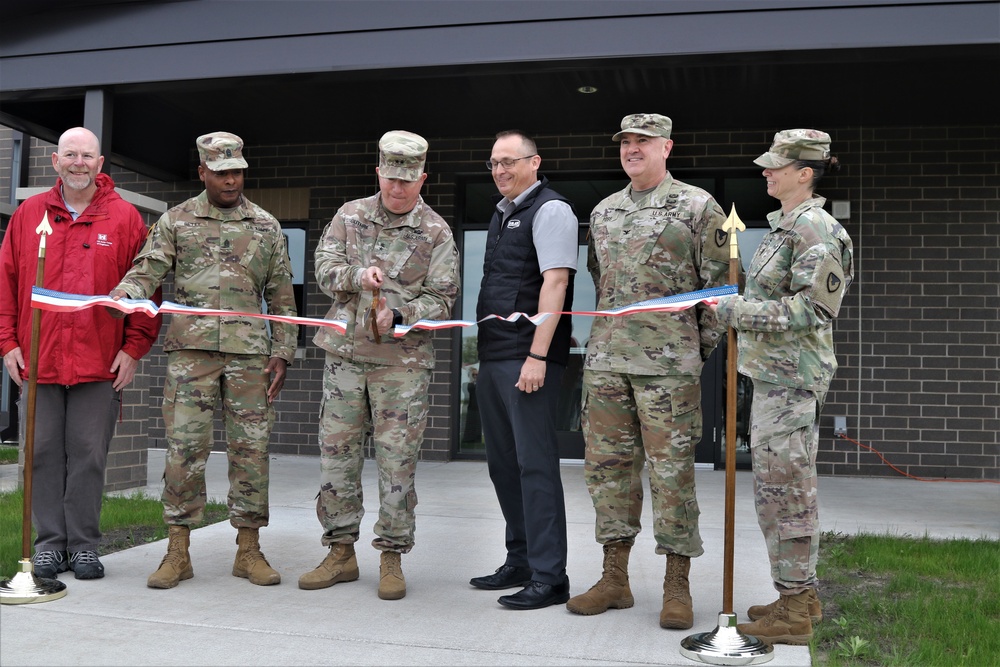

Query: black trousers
[{"left": 477, "top": 359, "right": 568, "bottom": 585}]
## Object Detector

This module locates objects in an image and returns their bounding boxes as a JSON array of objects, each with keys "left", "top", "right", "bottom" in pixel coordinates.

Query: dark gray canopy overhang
[{"left": 1, "top": 0, "right": 997, "bottom": 179}]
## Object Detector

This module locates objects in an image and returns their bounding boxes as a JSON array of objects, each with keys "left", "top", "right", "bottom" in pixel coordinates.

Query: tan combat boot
[
  {"left": 298, "top": 543, "right": 360, "bottom": 590},
  {"left": 147, "top": 525, "right": 193, "bottom": 589},
  {"left": 737, "top": 590, "right": 813, "bottom": 645},
  {"left": 748, "top": 588, "right": 822, "bottom": 623},
  {"left": 659, "top": 553, "right": 693, "bottom": 629},
  {"left": 378, "top": 551, "right": 406, "bottom": 600},
  {"left": 567, "top": 542, "right": 634, "bottom": 615},
  {"left": 232, "top": 527, "right": 280, "bottom": 586}
]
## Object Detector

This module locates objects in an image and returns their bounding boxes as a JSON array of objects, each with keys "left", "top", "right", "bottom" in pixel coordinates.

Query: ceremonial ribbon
[
  {"left": 30, "top": 284, "right": 737, "bottom": 337},
  {"left": 30, "top": 287, "right": 351, "bottom": 334},
  {"left": 393, "top": 284, "right": 737, "bottom": 336}
]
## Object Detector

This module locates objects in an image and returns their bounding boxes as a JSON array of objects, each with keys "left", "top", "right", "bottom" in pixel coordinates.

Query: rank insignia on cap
[
  {"left": 196, "top": 131, "right": 248, "bottom": 171},
  {"left": 378, "top": 130, "right": 428, "bottom": 181}
]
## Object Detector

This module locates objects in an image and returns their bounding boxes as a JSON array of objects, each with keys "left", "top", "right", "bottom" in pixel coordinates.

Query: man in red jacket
[{"left": 0, "top": 127, "right": 162, "bottom": 580}]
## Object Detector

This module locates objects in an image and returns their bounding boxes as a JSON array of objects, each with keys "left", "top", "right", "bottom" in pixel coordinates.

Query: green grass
[
  {"left": 0, "top": 487, "right": 228, "bottom": 579},
  {"left": 0, "top": 445, "right": 18, "bottom": 465},
  {"left": 812, "top": 531, "right": 1000, "bottom": 666}
]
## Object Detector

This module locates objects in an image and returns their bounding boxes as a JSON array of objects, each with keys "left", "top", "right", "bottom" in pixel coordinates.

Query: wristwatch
[{"left": 391, "top": 309, "right": 404, "bottom": 327}]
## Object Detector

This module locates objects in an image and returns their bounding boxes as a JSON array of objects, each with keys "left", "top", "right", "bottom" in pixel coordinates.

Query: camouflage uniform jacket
[
  {"left": 585, "top": 173, "right": 731, "bottom": 376},
  {"left": 313, "top": 193, "right": 460, "bottom": 369},
  {"left": 716, "top": 195, "right": 854, "bottom": 391},
  {"left": 116, "top": 191, "right": 298, "bottom": 362}
]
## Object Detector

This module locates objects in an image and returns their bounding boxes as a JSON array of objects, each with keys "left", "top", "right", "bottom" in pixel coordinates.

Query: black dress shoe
[
  {"left": 497, "top": 579, "right": 570, "bottom": 610},
  {"left": 470, "top": 564, "right": 533, "bottom": 590}
]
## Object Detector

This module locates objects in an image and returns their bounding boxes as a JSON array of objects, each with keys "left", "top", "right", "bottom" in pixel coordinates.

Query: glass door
[
  {"left": 457, "top": 228, "right": 594, "bottom": 460},
  {"left": 457, "top": 229, "right": 486, "bottom": 456}
]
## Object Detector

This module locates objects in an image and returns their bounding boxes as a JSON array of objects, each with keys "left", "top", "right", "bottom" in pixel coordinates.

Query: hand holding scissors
[{"left": 360, "top": 267, "right": 392, "bottom": 344}]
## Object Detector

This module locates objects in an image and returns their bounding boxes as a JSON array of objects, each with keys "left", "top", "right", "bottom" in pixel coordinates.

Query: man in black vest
[{"left": 469, "top": 130, "right": 578, "bottom": 610}]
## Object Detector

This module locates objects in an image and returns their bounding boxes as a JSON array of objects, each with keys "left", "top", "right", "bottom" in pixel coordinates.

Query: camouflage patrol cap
[
  {"left": 612, "top": 113, "right": 672, "bottom": 142},
  {"left": 378, "top": 130, "right": 428, "bottom": 181},
  {"left": 196, "top": 131, "right": 248, "bottom": 171},
  {"left": 754, "top": 129, "right": 831, "bottom": 168}
]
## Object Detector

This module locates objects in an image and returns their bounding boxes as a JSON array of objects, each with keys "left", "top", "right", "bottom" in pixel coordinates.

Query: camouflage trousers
[
  {"left": 581, "top": 370, "right": 704, "bottom": 557},
  {"left": 161, "top": 350, "right": 275, "bottom": 529},
  {"left": 315, "top": 353, "right": 430, "bottom": 553},
  {"left": 749, "top": 379, "right": 826, "bottom": 594}
]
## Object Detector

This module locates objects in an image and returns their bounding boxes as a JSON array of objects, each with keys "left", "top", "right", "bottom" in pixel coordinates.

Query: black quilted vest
[{"left": 476, "top": 177, "right": 576, "bottom": 365}]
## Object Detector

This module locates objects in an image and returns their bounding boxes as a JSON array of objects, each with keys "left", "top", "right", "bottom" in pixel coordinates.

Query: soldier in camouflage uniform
[
  {"left": 567, "top": 114, "right": 732, "bottom": 630},
  {"left": 300, "top": 131, "right": 459, "bottom": 601},
  {"left": 111, "top": 131, "right": 298, "bottom": 590},
  {"left": 714, "top": 129, "right": 854, "bottom": 645}
]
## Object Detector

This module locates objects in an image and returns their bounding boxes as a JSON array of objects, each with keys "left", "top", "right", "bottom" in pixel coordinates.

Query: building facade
[{"left": 1, "top": 1, "right": 997, "bottom": 487}]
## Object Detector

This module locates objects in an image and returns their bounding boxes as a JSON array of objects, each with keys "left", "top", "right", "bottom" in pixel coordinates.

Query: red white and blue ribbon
[
  {"left": 30, "top": 284, "right": 736, "bottom": 337},
  {"left": 393, "top": 284, "right": 737, "bottom": 336},
  {"left": 30, "top": 287, "right": 350, "bottom": 333}
]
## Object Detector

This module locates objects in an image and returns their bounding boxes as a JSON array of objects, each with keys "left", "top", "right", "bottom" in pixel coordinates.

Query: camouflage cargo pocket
[{"left": 750, "top": 393, "right": 816, "bottom": 485}]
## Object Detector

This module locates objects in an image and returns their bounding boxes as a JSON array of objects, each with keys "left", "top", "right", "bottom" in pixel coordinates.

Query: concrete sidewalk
[{"left": 1, "top": 451, "right": 996, "bottom": 666}]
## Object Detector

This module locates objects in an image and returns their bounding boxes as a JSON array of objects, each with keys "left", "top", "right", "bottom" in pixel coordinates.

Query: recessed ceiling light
[{"left": 577, "top": 86, "right": 598, "bottom": 94}]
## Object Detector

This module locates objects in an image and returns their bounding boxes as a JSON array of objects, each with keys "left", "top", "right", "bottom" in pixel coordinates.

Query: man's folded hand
[{"left": 105, "top": 288, "right": 129, "bottom": 319}]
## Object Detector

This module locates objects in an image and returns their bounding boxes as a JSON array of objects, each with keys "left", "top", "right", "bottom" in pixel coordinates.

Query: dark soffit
[{"left": 1, "top": 1, "right": 997, "bottom": 179}]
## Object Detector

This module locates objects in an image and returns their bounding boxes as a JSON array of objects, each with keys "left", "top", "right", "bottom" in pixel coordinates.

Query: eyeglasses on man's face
[{"left": 485, "top": 155, "right": 537, "bottom": 171}]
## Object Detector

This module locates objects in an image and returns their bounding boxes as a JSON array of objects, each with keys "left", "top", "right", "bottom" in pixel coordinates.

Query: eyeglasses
[{"left": 485, "top": 155, "right": 537, "bottom": 171}]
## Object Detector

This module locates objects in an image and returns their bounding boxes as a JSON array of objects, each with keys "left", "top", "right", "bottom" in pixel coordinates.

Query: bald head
[
  {"left": 52, "top": 127, "right": 104, "bottom": 198},
  {"left": 57, "top": 127, "right": 101, "bottom": 154}
]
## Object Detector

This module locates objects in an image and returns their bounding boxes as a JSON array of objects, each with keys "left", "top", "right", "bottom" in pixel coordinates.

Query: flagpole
[
  {"left": 721, "top": 210, "right": 742, "bottom": 614},
  {"left": 680, "top": 205, "right": 769, "bottom": 664},
  {"left": 1, "top": 212, "right": 68, "bottom": 604}
]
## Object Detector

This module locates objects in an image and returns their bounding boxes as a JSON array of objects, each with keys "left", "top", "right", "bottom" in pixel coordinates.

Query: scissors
[{"left": 369, "top": 287, "right": 382, "bottom": 344}]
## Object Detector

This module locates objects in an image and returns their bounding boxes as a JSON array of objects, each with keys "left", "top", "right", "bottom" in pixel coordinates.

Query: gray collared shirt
[{"left": 495, "top": 180, "right": 577, "bottom": 273}]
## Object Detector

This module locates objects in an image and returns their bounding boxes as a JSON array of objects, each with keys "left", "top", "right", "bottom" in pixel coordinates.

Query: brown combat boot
[
  {"left": 737, "top": 590, "right": 813, "bottom": 645},
  {"left": 566, "top": 542, "right": 634, "bottom": 615},
  {"left": 147, "top": 525, "right": 193, "bottom": 589},
  {"left": 298, "top": 543, "right": 360, "bottom": 590},
  {"left": 659, "top": 553, "right": 693, "bottom": 629},
  {"left": 232, "top": 527, "right": 280, "bottom": 586},
  {"left": 378, "top": 551, "right": 406, "bottom": 600},
  {"left": 748, "top": 588, "right": 822, "bottom": 623}
]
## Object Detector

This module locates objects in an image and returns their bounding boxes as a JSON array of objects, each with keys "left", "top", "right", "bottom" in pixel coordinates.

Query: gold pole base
[
  {"left": 680, "top": 612, "right": 773, "bottom": 665},
  {"left": 0, "top": 558, "right": 68, "bottom": 605}
]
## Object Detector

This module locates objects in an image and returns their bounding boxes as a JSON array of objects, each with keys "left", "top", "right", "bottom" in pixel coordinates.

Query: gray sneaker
[
  {"left": 31, "top": 550, "right": 69, "bottom": 578},
  {"left": 69, "top": 550, "right": 105, "bottom": 580}
]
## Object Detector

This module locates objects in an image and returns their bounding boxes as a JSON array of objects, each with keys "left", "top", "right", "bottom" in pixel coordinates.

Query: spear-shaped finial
[
  {"left": 35, "top": 211, "right": 52, "bottom": 252},
  {"left": 722, "top": 204, "right": 745, "bottom": 260}
]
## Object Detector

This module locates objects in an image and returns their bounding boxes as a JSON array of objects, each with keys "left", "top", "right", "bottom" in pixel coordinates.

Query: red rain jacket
[{"left": 0, "top": 173, "right": 161, "bottom": 385}]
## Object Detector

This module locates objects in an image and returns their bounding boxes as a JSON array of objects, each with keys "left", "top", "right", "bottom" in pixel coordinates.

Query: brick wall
[
  {"left": 816, "top": 126, "right": 1000, "bottom": 480},
  {"left": 2, "top": 123, "right": 997, "bottom": 484}
]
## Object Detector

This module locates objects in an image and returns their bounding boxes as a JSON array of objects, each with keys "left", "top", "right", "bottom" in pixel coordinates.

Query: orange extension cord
[{"left": 835, "top": 433, "right": 999, "bottom": 484}]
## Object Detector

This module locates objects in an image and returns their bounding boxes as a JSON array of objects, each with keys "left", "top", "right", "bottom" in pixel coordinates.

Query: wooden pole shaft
[
  {"left": 723, "top": 312, "right": 738, "bottom": 612},
  {"left": 21, "top": 223, "right": 47, "bottom": 560},
  {"left": 721, "top": 205, "right": 744, "bottom": 614}
]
